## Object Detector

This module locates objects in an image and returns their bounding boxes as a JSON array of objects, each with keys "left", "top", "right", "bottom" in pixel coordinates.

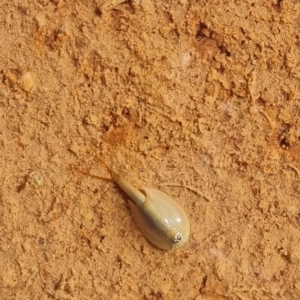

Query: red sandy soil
[{"left": 1, "top": 1, "right": 300, "bottom": 299}]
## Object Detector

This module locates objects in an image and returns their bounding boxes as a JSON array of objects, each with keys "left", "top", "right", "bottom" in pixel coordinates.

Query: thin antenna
[
  {"left": 88, "top": 144, "right": 119, "bottom": 181},
  {"left": 71, "top": 166, "right": 113, "bottom": 182}
]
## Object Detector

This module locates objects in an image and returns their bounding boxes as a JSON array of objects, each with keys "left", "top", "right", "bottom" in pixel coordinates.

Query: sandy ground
[{"left": 1, "top": 0, "right": 300, "bottom": 299}]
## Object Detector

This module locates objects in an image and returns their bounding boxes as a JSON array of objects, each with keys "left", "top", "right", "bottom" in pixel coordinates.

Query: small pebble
[
  {"left": 32, "top": 174, "right": 44, "bottom": 187},
  {"left": 59, "top": 22, "right": 71, "bottom": 36},
  {"left": 69, "top": 141, "right": 80, "bottom": 156},
  {"left": 84, "top": 114, "right": 98, "bottom": 126},
  {"left": 35, "top": 13, "right": 46, "bottom": 27},
  {"left": 249, "top": 105, "right": 259, "bottom": 115},
  {"left": 21, "top": 71, "right": 35, "bottom": 92}
]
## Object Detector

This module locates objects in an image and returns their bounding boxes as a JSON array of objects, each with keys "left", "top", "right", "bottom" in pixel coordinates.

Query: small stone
[
  {"left": 269, "top": 149, "right": 280, "bottom": 160},
  {"left": 32, "top": 174, "right": 44, "bottom": 187},
  {"left": 59, "top": 22, "right": 71, "bottom": 36},
  {"left": 69, "top": 141, "right": 80, "bottom": 155},
  {"left": 21, "top": 71, "right": 35, "bottom": 92},
  {"left": 249, "top": 105, "right": 259, "bottom": 115},
  {"left": 83, "top": 114, "right": 98, "bottom": 126},
  {"left": 35, "top": 13, "right": 46, "bottom": 27}
]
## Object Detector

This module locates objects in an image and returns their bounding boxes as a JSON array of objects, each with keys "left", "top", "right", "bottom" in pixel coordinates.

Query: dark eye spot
[{"left": 173, "top": 233, "right": 182, "bottom": 243}]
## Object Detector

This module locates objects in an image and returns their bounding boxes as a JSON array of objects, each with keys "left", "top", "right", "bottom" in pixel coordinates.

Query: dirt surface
[{"left": 1, "top": 0, "right": 300, "bottom": 299}]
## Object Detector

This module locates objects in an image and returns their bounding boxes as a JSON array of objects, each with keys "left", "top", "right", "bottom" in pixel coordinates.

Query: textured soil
[{"left": 1, "top": 1, "right": 300, "bottom": 299}]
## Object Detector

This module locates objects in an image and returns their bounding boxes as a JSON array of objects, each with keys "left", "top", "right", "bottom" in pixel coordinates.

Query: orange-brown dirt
[{"left": 1, "top": 1, "right": 300, "bottom": 299}]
